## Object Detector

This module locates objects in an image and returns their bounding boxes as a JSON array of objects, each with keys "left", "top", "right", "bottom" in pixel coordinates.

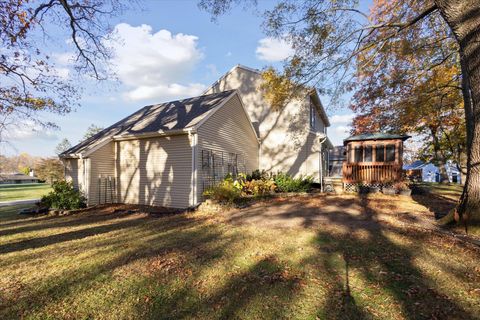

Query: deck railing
[{"left": 342, "top": 163, "right": 403, "bottom": 183}]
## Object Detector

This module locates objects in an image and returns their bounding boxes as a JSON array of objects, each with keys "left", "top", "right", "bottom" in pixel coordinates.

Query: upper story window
[{"left": 310, "top": 104, "right": 316, "bottom": 130}]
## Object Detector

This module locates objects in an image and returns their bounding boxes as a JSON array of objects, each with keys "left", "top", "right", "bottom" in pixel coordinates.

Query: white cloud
[
  {"left": 330, "top": 114, "right": 354, "bottom": 125},
  {"left": 53, "top": 52, "right": 76, "bottom": 66},
  {"left": 108, "top": 23, "right": 205, "bottom": 101},
  {"left": 4, "top": 121, "right": 57, "bottom": 141},
  {"left": 125, "top": 83, "right": 206, "bottom": 101},
  {"left": 256, "top": 37, "right": 294, "bottom": 62},
  {"left": 328, "top": 113, "right": 354, "bottom": 146}
]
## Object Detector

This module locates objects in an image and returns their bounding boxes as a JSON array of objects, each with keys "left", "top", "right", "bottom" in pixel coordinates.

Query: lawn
[
  {"left": 0, "top": 184, "right": 52, "bottom": 202},
  {"left": 0, "top": 191, "right": 479, "bottom": 319}
]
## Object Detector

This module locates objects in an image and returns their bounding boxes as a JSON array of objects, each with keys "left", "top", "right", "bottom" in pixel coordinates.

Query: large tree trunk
[{"left": 435, "top": 0, "right": 480, "bottom": 222}]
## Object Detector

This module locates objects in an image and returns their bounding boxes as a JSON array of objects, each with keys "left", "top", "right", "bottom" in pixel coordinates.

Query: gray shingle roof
[
  {"left": 61, "top": 90, "right": 236, "bottom": 157},
  {"left": 344, "top": 133, "right": 410, "bottom": 145}
]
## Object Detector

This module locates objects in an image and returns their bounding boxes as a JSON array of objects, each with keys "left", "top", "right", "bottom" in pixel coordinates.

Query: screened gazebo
[{"left": 342, "top": 133, "right": 410, "bottom": 189}]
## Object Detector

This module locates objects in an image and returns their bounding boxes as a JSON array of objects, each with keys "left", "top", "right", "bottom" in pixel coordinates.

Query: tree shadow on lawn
[
  {"left": 411, "top": 191, "right": 457, "bottom": 220},
  {"left": 223, "top": 194, "right": 477, "bottom": 319},
  {"left": 2, "top": 195, "right": 479, "bottom": 319},
  {"left": 143, "top": 255, "right": 302, "bottom": 319},
  {"left": 0, "top": 212, "right": 236, "bottom": 318},
  {"left": 302, "top": 195, "right": 476, "bottom": 319}
]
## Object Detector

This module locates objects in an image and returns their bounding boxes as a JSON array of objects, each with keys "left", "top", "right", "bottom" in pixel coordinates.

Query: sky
[{"left": 5, "top": 0, "right": 371, "bottom": 157}]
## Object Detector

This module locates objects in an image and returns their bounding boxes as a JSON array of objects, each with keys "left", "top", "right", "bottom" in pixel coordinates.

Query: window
[
  {"left": 386, "top": 144, "right": 396, "bottom": 162},
  {"left": 364, "top": 146, "right": 372, "bottom": 162},
  {"left": 354, "top": 146, "right": 363, "bottom": 163},
  {"left": 310, "top": 104, "right": 316, "bottom": 130},
  {"left": 375, "top": 145, "right": 385, "bottom": 162}
]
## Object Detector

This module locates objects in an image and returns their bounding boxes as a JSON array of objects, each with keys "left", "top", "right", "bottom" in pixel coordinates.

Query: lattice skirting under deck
[{"left": 343, "top": 182, "right": 393, "bottom": 193}]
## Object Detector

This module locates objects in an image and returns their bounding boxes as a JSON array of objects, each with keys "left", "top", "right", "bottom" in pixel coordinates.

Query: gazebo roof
[{"left": 343, "top": 133, "right": 410, "bottom": 145}]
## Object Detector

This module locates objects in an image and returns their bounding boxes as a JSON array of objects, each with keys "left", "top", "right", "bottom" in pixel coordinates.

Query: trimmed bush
[
  {"left": 273, "top": 172, "right": 313, "bottom": 193},
  {"left": 41, "top": 181, "right": 86, "bottom": 210}
]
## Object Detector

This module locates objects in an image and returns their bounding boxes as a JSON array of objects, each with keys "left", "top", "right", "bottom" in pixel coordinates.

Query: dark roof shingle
[
  {"left": 344, "top": 133, "right": 410, "bottom": 145},
  {"left": 61, "top": 90, "right": 236, "bottom": 157}
]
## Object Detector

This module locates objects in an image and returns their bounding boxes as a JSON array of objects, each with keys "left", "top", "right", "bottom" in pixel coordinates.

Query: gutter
[{"left": 113, "top": 128, "right": 193, "bottom": 141}]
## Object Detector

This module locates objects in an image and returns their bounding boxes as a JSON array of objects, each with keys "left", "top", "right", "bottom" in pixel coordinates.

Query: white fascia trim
[{"left": 112, "top": 129, "right": 192, "bottom": 141}]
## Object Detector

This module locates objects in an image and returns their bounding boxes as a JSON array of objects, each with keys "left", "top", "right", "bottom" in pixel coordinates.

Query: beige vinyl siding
[
  {"left": 196, "top": 94, "right": 259, "bottom": 199},
  {"left": 304, "top": 132, "right": 322, "bottom": 181},
  {"left": 87, "top": 142, "right": 115, "bottom": 205},
  {"left": 208, "top": 67, "right": 316, "bottom": 176},
  {"left": 116, "top": 135, "right": 192, "bottom": 208},
  {"left": 205, "top": 66, "right": 324, "bottom": 180},
  {"left": 63, "top": 158, "right": 87, "bottom": 194}
]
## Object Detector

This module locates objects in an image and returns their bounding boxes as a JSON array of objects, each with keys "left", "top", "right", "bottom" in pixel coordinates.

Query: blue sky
[{"left": 6, "top": 0, "right": 371, "bottom": 156}]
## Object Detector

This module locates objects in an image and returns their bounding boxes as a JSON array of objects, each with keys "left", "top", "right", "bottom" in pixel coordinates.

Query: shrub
[
  {"left": 41, "top": 180, "right": 87, "bottom": 210},
  {"left": 242, "top": 179, "right": 276, "bottom": 196},
  {"left": 246, "top": 169, "right": 270, "bottom": 181},
  {"left": 203, "top": 177, "right": 242, "bottom": 203},
  {"left": 273, "top": 172, "right": 313, "bottom": 193}
]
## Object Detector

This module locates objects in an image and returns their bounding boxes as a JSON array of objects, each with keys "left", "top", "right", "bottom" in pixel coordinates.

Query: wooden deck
[{"left": 342, "top": 163, "right": 403, "bottom": 183}]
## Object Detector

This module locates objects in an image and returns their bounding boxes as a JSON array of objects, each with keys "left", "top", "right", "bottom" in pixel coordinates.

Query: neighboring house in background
[
  {"left": 60, "top": 65, "right": 332, "bottom": 208},
  {"left": 0, "top": 172, "right": 39, "bottom": 184},
  {"left": 404, "top": 160, "right": 462, "bottom": 184}
]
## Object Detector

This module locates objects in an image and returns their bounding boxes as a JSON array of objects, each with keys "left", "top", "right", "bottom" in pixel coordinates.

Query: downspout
[
  {"left": 318, "top": 135, "right": 327, "bottom": 192},
  {"left": 189, "top": 130, "right": 198, "bottom": 207}
]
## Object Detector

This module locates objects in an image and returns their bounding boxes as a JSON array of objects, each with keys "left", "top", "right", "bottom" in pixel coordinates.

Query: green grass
[
  {"left": 416, "top": 182, "right": 463, "bottom": 200},
  {"left": 0, "top": 194, "right": 479, "bottom": 319},
  {"left": 0, "top": 184, "right": 51, "bottom": 202}
]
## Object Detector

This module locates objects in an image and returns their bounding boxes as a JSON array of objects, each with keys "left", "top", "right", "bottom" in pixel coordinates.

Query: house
[
  {"left": 342, "top": 133, "right": 410, "bottom": 190},
  {"left": 205, "top": 65, "right": 332, "bottom": 180},
  {"left": 0, "top": 172, "right": 40, "bottom": 184},
  {"left": 404, "top": 160, "right": 462, "bottom": 184},
  {"left": 60, "top": 65, "right": 332, "bottom": 208}
]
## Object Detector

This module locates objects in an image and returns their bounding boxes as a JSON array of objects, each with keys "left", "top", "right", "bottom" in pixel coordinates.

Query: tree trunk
[{"left": 435, "top": 0, "right": 480, "bottom": 222}]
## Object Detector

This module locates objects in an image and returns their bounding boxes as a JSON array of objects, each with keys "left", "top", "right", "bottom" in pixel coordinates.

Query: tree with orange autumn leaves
[{"left": 351, "top": 0, "right": 466, "bottom": 180}]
